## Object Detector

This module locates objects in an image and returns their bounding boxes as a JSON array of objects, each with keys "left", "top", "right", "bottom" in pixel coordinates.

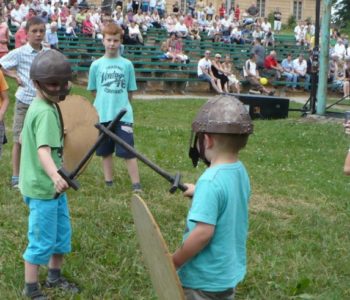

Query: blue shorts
[
  {"left": 23, "top": 194, "right": 72, "bottom": 265},
  {"left": 96, "top": 121, "right": 136, "bottom": 159}
]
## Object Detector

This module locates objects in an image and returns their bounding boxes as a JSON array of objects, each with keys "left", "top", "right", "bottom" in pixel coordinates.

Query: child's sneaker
[
  {"left": 22, "top": 287, "right": 48, "bottom": 300},
  {"left": 11, "top": 176, "right": 19, "bottom": 189},
  {"left": 132, "top": 183, "right": 143, "bottom": 193},
  {"left": 45, "top": 276, "right": 79, "bottom": 294}
]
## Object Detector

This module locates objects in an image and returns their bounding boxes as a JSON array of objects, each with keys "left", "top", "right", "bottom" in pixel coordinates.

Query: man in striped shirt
[{"left": 0, "top": 17, "right": 47, "bottom": 188}]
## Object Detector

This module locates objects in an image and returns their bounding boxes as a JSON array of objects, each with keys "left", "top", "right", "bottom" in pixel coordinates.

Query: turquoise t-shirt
[
  {"left": 87, "top": 55, "right": 137, "bottom": 123},
  {"left": 19, "top": 98, "right": 62, "bottom": 199},
  {"left": 178, "top": 161, "right": 251, "bottom": 292}
]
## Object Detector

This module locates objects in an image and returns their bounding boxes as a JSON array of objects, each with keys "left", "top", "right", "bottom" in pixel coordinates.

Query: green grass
[{"left": 1, "top": 80, "right": 350, "bottom": 299}]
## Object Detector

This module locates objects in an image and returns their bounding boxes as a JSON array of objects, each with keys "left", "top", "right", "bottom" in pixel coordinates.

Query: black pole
[
  {"left": 309, "top": 0, "right": 321, "bottom": 114},
  {"left": 96, "top": 123, "right": 188, "bottom": 192}
]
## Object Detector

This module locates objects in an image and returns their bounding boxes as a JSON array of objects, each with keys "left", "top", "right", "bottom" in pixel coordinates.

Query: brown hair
[
  {"left": 102, "top": 23, "right": 123, "bottom": 37},
  {"left": 25, "top": 16, "right": 45, "bottom": 32},
  {"left": 212, "top": 133, "right": 249, "bottom": 153}
]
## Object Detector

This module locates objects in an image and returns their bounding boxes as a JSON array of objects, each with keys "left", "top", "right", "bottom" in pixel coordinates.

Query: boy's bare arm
[
  {"left": 172, "top": 222, "right": 215, "bottom": 269},
  {"left": 37, "top": 146, "right": 69, "bottom": 193},
  {"left": 0, "top": 90, "right": 9, "bottom": 121},
  {"left": 128, "top": 91, "right": 133, "bottom": 101},
  {"left": 344, "top": 120, "right": 350, "bottom": 175},
  {"left": 0, "top": 68, "right": 22, "bottom": 85}
]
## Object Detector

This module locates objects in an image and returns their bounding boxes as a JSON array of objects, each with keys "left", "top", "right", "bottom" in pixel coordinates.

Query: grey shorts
[
  {"left": 184, "top": 287, "right": 235, "bottom": 300},
  {"left": 13, "top": 101, "right": 29, "bottom": 143}
]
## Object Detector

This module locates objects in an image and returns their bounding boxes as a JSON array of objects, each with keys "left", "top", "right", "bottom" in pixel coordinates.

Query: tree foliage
[{"left": 333, "top": 0, "right": 350, "bottom": 28}]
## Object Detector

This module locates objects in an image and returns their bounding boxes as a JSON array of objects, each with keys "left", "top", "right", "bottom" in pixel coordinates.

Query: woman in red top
[
  {"left": 82, "top": 14, "right": 95, "bottom": 37},
  {"left": 219, "top": 4, "right": 226, "bottom": 19}
]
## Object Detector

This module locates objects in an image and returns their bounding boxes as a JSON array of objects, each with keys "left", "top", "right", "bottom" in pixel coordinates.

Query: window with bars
[
  {"left": 256, "top": 0, "right": 265, "bottom": 17},
  {"left": 293, "top": 1, "right": 303, "bottom": 20}
]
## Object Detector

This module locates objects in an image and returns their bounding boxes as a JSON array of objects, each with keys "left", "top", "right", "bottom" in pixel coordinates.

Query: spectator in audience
[
  {"left": 204, "top": 2, "right": 215, "bottom": 20},
  {"left": 75, "top": 8, "right": 86, "bottom": 30},
  {"left": 15, "top": 21, "right": 27, "bottom": 48},
  {"left": 149, "top": 0, "right": 157, "bottom": 13},
  {"left": 197, "top": 50, "right": 222, "bottom": 93},
  {"left": 246, "top": 2, "right": 259, "bottom": 18},
  {"left": 334, "top": 38, "right": 346, "bottom": 60},
  {"left": 222, "top": 54, "right": 241, "bottom": 93},
  {"left": 264, "top": 50, "right": 283, "bottom": 79},
  {"left": 219, "top": 3, "right": 226, "bottom": 19},
  {"left": 70, "top": 2, "right": 79, "bottom": 18},
  {"left": 156, "top": 0, "right": 166, "bottom": 18},
  {"left": 189, "top": 21, "right": 201, "bottom": 40},
  {"left": 26, "top": 8, "right": 37, "bottom": 20},
  {"left": 172, "top": 1, "right": 180, "bottom": 14},
  {"left": 174, "top": 17, "right": 188, "bottom": 38},
  {"left": 184, "top": 12, "right": 193, "bottom": 28},
  {"left": 207, "top": 21, "right": 221, "bottom": 42},
  {"left": 0, "top": 16, "right": 9, "bottom": 58},
  {"left": 293, "top": 53, "right": 310, "bottom": 90},
  {"left": 44, "top": 21, "right": 58, "bottom": 49},
  {"left": 281, "top": 53, "right": 297, "bottom": 90},
  {"left": 328, "top": 53, "right": 338, "bottom": 83},
  {"left": 65, "top": 20, "right": 77, "bottom": 38},
  {"left": 211, "top": 53, "right": 229, "bottom": 93},
  {"left": 261, "top": 17, "right": 271, "bottom": 33},
  {"left": 151, "top": 9, "right": 161, "bottom": 28},
  {"left": 132, "top": 0, "right": 141, "bottom": 13},
  {"left": 251, "top": 37, "right": 265, "bottom": 68},
  {"left": 273, "top": 7, "right": 282, "bottom": 34},
  {"left": 230, "top": 25, "right": 244, "bottom": 44},
  {"left": 82, "top": 13, "right": 95, "bottom": 37},
  {"left": 333, "top": 59, "right": 346, "bottom": 94},
  {"left": 252, "top": 25, "right": 264, "bottom": 41},
  {"left": 10, "top": 3, "right": 24, "bottom": 28},
  {"left": 196, "top": 0, "right": 205, "bottom": 20},
  {"left": 243, "top": 53, "right": 274, "bottom": 95},
  {"left": 263, "top": 29, "right": 275, "bottom": 47},
  {"left": 197, "top": 14, "right": 209, "bottom": 32},
  {"left": 234, "top": 4, "right": 240, "bottom": 21},
  {"left": 41, "top": 0, "right": 51, "bottom": 18},
  {"left": 127, "top": 20, "right": 144, "bottom": 44},
  {"left": 294, "top": 21, "right": 306, "bottom": 46}
]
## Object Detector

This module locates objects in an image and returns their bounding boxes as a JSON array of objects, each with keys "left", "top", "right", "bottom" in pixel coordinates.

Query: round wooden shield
[
  {"left": 131, "top": 195, "right": 185, "bottom": 300},
  {"left": 58, "top": 95, "right": 99, "bottom": 175}
]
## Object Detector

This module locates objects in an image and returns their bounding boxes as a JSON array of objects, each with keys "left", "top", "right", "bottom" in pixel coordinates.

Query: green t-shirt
[{"left": 19, "top": 98, "right": 63, "bottom": 199}]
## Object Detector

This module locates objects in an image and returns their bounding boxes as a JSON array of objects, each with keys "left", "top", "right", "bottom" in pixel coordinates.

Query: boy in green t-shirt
[{"left": 20, "top": 50, "right": 79, "bottom": 299}]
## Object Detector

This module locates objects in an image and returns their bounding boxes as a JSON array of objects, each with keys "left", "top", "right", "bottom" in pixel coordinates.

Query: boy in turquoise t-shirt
[
  {"left": 20, "top": 50, "right": 79, "bottom": 299},
  {"left": 172, "top": 95, "right": 253, "bottom": 300},
  {"left": 88, "top": 22, "right": 142, "bottom": 191}
]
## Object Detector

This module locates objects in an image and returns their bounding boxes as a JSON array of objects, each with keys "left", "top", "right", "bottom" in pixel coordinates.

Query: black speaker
[{"left": 234, "top": 94, "right": 290, "bottom": 119}]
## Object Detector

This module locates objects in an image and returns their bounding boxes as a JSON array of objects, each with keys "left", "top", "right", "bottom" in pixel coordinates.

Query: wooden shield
[
  {"left": 131, "top": 195, "right": 185, "bottom": 300},
  {"left": 58, "top": 95, "right": 99, "bottom": 175}
]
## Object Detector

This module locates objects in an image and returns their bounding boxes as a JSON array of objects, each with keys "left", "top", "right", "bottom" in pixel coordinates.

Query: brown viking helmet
[
  {"left": 189, "top": 95, "right": 253, "bottom": 167},
  {"left": 30, "top": 50, "right": 72, "bottom": 101},
  {"left": 192, "top": 95, "right": 253, "bottom": 135}
]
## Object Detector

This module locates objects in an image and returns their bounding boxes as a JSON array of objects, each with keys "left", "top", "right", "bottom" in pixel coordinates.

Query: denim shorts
[
  {"left": 23, "top": 193, "right": 71, "bottom": 265},
  {"left": 96, "top": 121, "right": 136, "bottom": 159}
]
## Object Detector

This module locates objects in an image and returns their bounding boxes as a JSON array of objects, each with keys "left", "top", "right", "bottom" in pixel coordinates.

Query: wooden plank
[{"left": 131, "top": 195, "right": 184, "bottom": 300}]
